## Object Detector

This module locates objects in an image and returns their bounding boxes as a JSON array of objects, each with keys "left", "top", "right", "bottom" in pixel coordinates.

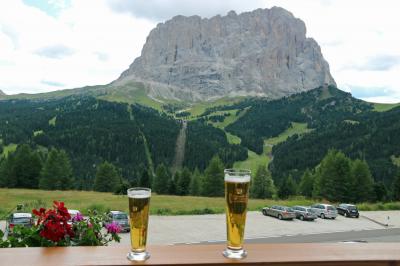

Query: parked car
[
  {"left": 106, "top": 211, "right": 130, "bottom": 232},
  {"left": 310, "top": 204, "right": 338, "bottom": 219},
  {"left": 337, "top": 204, "right": 359, "bottom": 218},
  {"left": 292, "top": 206, "right": 318, "bottom": 221},
  {"left": 262, "top": 206, "right": 296, "bottom": 220},
  {"left": 5, "top": 213, "right": 34, "bottom": 235}
]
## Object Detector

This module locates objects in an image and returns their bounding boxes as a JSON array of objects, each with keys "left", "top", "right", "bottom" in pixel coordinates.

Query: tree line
[
  {"left": 1, "top": 144, "right": 399, "bottom": 202},
  {"left": 277, "top": 149, "right": 400, "bottom": 202}
]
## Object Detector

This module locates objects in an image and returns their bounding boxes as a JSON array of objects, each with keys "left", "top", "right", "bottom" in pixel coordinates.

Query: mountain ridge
[{"left": 116, "top": 7, "right": 335, "bottom": 101}]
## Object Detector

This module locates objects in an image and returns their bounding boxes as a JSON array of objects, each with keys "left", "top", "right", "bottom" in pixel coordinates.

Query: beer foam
[
  {"left": 128, "top": 189, "right": 151, "bottom": 198},
  {"left": 224, "top": 175, "right": 251, "bottom": 183}
]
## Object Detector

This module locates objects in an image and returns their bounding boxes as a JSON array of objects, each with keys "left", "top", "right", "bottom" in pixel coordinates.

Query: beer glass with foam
[
  {"left": 127, "top": 187, "right": 151, "bottom": 261},
  {"left": 223, "top": 169, "right": 251, "bottom": 259}
]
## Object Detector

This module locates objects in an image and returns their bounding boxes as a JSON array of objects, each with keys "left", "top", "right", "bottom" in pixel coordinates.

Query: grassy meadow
[
  {"left": 233, "top": 122, "right": 311, "bottom": 174},
  {"left": 0, "top": 188, "right": 316, "bottom": 218},
  {"left": 373, "top": 102, "right": 400, "bottom": 112},
  {"left": 1, "top": 188, "right": 399, "bottom": 220}
]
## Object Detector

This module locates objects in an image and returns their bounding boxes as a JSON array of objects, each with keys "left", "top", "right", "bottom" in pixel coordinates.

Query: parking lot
[
  {"left": 114, "top": 211, "right": 399, "bottom": 245},
  {"left": 1, "top": 211, "right": 398, "bottom": 245}
]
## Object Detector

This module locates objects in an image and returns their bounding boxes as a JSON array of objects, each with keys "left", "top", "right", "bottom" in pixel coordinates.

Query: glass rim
[
  {"left": 127, "top": 187, "right": 151, "bottom": 192},
  {"left": 127, "top": 187, "right": 151, "bottom": 198},
  {"left": 224, "top": 169, "right": 251, "bottom": 176}
]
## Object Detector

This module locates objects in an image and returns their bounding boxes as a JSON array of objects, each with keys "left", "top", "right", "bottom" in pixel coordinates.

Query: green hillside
[
  {"left": 1, "top": 85, "right": 400, "bottom": 195},
  {"left": 373, "top": 102, "right": 400, "bottom": 112}
]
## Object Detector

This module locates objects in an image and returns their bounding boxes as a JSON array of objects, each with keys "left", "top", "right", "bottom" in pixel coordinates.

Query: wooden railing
[{"left": 1, "top": 243, "right": 399, "bottom": 265}]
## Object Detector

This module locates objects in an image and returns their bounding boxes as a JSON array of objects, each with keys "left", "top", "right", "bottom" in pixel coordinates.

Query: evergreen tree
[
  {"left": 351, "top": 159, "right": 374, "bottom": 202},
  {"left": 138, "top": 167, "right": 152, "bottom": 188},
  {"left": 392, "top": 173, "right": 400, "bottom": 201},
  {"left": 278, "top": 174, "right": 297, "bottom": 199},
  {"left": 93, "top": 161, "right": 120, "bottom": 192},
  {"left": 114, "top": 178, "right": 131, "bottom": 195},
  {"left": 202, "top": 155, "right": 224, "bottom": 197},
  {"left": 167, "top": 173, "right": 177, "bottom": 195},
  {"left": 251, "top": 165, "right": 276, "bottom": 199},
  {"left": 312, "top": 168, "right": 322, "bottom": 198},
  {"left": 299, "top": 169, "right": 314, "bottom": 198},
  {"left": 374, "top": 182, "right": 388, "bottom": 202},
  {"left": 39, "top": 149, "right": 73, "bottom": 190},
  {"left": 176, "top": 167, "right": 191, "bottom": 195},
  {"left": 0, "top": 154, "right": 16, "bottom": 188},
  {"left": 13, "top": 145, "right": 42, "bottom": 188},
  {"left": 318, "top": 150, "right": 353, "bottom": 202},
  {"left": 189, "top": 168, "right": 202, "bottom": 196},
  {"left": 152, "top": 164, "right": 170, "bottom": 194},
  {"left": 56, "top": 150, "right": 74, "bottom": 190}
]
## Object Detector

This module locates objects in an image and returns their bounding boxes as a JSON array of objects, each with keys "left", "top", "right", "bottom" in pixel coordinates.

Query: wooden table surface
[{"left": 0, "top": 243, "right": 399, "bottom": 266}]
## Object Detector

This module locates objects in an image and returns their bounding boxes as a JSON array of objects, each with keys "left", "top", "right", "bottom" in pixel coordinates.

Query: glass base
[
  {"left": 127, "top": 251, "right": 150, "bottom": 261},
  {"left": 223, "top": 248, "right": 247, "bottom": 259}
]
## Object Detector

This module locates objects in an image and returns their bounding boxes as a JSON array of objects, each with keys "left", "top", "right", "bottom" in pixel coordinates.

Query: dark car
[
  {"left": 292, "top": 206, "right": 318, "bottom": 221},
  {"left": 262, "top": 205, "right": 296, "bottom": 220},
  {"left": 337, "top": 204, "right": 359, "bottom": 218},
  {"left": 5, "top": 213, "right": 34, "bottom": 236}
]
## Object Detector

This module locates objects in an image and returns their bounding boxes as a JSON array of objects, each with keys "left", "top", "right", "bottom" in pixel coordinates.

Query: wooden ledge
[{"left": 0, "top": 243, "right": 399, "bottom": 266}]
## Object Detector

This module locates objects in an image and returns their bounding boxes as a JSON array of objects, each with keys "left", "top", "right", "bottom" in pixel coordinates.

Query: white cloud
[
  {"left": 263, "top": 0, "right": 400, "bottom": 103},
  {"left": 0, "top": 0, "right": 155, "bottom": 94},
  {"left": 106, "top": 0, "right": 266, "bottom": 21},
  {"left": 0, "top": 0, "right": 399, "bottom": 103}
]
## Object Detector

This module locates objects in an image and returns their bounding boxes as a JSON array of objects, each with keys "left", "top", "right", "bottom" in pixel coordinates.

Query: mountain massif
[
  {"left": 116, "top": 7, "right": 335, "bottom": 101},
  {"left": 0, "top": 8, "right": 399, "bottom": 198}
]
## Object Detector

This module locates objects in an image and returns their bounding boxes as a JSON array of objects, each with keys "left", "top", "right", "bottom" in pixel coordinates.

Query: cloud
[
  {"left": 0, "top": 0, "right": 155, "bottom": 94},
  {"left": 106, "top": 0, "right": 266, "bottom": 21},
  {"left": 41, "top": 80, "right": 65, "bottom": 87},
  {"left": 356, "top": 55, "right": 400, "bottom": 71},
  {"left": 94, "top": 52, "right": 109, "bottom": 62},
  {"left": 0, "top": 0, "right": 399, "bottom": 104},
  {"left": 35, "top": 44, "right": 75, "bottom": 59},
  {"left": 347, "top": 85, "right": 394, "bottom": 98}
]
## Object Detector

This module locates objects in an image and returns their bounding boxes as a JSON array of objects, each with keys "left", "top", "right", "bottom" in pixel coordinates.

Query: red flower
[{"left": 32, "top": 201, "right": 74, "bottom": 243}]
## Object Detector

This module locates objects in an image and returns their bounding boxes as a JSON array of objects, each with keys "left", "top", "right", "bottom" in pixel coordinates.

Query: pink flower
[
  {"left": 105, "top": 221, "right": 121, "bottom": 234},
  {"left": 72, "top": 212, "right": 84, "bottom": 222}
]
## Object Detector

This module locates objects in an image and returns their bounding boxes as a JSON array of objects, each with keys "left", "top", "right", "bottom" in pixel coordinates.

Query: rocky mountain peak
[
  {"left": 116, "top": 7, "right": 336, "bottom": 101},
  {"left": 0, "top": 90, "right": 5, "bottom": 96}
]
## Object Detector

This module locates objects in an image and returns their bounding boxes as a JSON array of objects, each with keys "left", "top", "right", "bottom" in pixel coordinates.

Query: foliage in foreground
[{"left": 0, "top": 201, "right": 120, "bottom": 248}]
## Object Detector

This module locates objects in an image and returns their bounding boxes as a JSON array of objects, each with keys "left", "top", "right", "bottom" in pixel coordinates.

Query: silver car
[
  {"left": 311, "top": 203, "right": 338, "bottom": 219},
  {"left": 5, "top": 213, "right": 34, "bottom": 236},
  {"left": 107, "top": 211, "right": 130, "bottom": 232},
  {"left": 262, "top": 205, "right": 296, "bottom": 220},
  {"left": 292, "top": 206, "right": 318, "bottom": 221}
]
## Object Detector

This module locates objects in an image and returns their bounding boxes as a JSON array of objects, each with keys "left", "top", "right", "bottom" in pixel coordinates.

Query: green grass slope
[
  {"left": 1, "top": 188, "right": 398, "bottom": 219},
  {"left": 233, "top": 122, "right": 311, "bottom": 174},
  {"left": 373, "top": 102, "right": 400, "bottom": 112}
]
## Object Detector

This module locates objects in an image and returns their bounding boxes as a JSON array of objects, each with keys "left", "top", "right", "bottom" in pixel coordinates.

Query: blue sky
[
  {"left": 0, "top": 0, "right": 399, "bottom": 103},
  {"left": 23, "top": 0, "right": 71, "bottom": 17}
]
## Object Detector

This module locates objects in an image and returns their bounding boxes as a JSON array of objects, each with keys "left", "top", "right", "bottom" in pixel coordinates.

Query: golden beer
[
  {"left": 223, "top": 169, "right": 251, "bottom": 259},
  {"left": 127, "top": 188, "right": 151, "bottom": 261}
]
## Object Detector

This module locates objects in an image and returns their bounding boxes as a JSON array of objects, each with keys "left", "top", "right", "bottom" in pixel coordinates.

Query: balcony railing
[{"left": 1, "top": 243, "right": 399, "bottom": 266}]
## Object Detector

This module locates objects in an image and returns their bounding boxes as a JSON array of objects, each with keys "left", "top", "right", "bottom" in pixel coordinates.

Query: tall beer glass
[
  {"left": 223, "top": 169, "right": 251, "bottom": 259},
  {"left": 127, "top": 187, "right": 151, "bottom": 261}
]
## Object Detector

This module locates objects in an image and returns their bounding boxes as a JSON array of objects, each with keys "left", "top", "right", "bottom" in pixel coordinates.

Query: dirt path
[{"left": 171, "top": 120, "right": 187, "bottom": 174}]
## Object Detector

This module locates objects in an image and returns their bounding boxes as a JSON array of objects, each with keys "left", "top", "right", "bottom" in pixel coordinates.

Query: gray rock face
[
  {"left": 116, "top": 7, "right": 336, "bottom": 101},
  {"left": 0, "top": 90, "right": 5, "bottom": 96}
]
